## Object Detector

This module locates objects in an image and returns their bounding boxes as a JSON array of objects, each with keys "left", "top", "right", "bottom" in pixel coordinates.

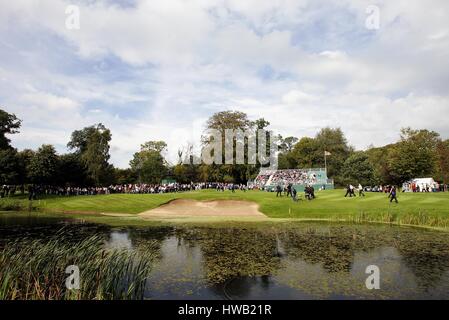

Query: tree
[
  {"left": 435, "top": 140, "right": 449, "bottom": 184},
  {"left": 68, "top": 123, "right": 112, "bottom": 185},
  {"left": 341, "top": 152, "right": 375, "bottom": 186},
  {"left": 387, "top": 128, "right": 440, "bottom": 184},
  {"left": 276, "top": 136, "right": 297, "bottom": 169},
  {"left": 0, "top": 109, "right": 21, "bottom": 150},
  {"left": 252, "top": 118, "right": 270, "bottom": 130},
  {"left": 277, "top": 153, "right": 296, "bottom": 170},
  {"left": 290, "top": 137, "right": 320, "bottom": 168},
  {"left": 140, "top": 141, "right": 167, "bottom": 154},
  {"left": 206, "top": 110, "right": 252, "bottom": 132},
  {"left": 16, "top": 149, "right": 35, "bottom": 186},
  {"left": 365, "top": 145, "right": 395, "bottom": 185},
  {"left": 114, "top": 168, "right": 137, "bottom": 185},
  {"left": 57, "top": 153, "right": 89, "bottom": 186},
  {"left": 279, "top": 136, "right": 299, "bottom": 153},
  {"left": 173, "top": 164, "right": 188, "bottom": 183},
  {"left": 173, "top": 162, "right": 199, "bottom": 183},
  {"left": 28, "top": 145, "right": 59, "bottom": 185},
  {"left": 130, "top": 141, "right": 168, "bottom": 184},
  {"left": 0, "top": 149, "right": 21, "bottom": 185},
  {"left": 202, "top": 110, "right": 257, "bottom": 183},
  {"left": 315, "top": 127, "right": 352, "bottom": 184},
  {"left": 288, "top": 128, "right": 352, "bottom": 184}
]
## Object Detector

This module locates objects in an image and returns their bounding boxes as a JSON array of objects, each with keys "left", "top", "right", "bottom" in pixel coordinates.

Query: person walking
[
  {"left": 389, "top": 186, "right": 398, "bottom": 203},
  {"left": 310, "top": 185, "right": 316, "bottom": 199},
  {"left": 358, "top": 184, "right": 365, "bottom": 197},
  {"left": 286, "top": 184, "right": 292, "bottom": 197},
  {"left": 345, "top": 185, "right": 354, "bottom": 197},
  {"left": 276, "top": 184, "right": 282, "bottom": 197},
  {"left": 350, "top": 184, "right": 356, "bottom": 197},
  {"left": 305, "top": 185, "right": 310, "bottom": 200},
  {"left": 292, "top": 188, "right": 298, "bottom": 202}
]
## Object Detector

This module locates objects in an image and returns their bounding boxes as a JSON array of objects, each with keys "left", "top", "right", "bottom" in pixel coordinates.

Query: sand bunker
[{"left": 139, "top": 199, "right": 266, "bottom": 218}]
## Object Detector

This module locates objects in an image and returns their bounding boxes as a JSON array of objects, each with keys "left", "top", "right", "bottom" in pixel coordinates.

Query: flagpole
[{"left": 324, "top": 151, "right": 327, "bottom": 176}]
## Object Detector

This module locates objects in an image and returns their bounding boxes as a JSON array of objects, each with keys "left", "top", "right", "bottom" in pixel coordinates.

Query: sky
[{"left": 1, "top": 0, "right": 448, "bottom": 168}]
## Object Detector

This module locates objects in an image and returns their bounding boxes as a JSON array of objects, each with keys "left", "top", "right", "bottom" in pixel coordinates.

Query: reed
[{"left": 0, "top": 231, "right": 156, "bottom": 300}]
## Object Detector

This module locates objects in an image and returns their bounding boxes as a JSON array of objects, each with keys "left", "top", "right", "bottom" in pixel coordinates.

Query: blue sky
[{"left": 1, "top": 0, "right": 449, "bottom": 167}]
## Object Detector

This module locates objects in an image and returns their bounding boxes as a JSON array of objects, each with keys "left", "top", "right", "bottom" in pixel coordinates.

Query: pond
[{"left": 1, "top": 213, "right": 449, "bottom": 300}]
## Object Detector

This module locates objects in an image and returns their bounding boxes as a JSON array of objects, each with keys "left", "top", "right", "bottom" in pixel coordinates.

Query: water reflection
[
  {"left": 106, "top": 231, "right": 133, "bottom": 250},
  {"left": 1, "top": 214, "right": 449, "bottom": 300},
  {"left": 126, "top": 224, "right": 449, "bottom": 299}
]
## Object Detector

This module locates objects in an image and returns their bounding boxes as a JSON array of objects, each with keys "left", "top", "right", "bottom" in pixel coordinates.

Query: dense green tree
[
  {"left": 435, "top": 140, "right": 449, "bottom": 184},
  {"left": 0, "top": 109, "right": 21, "bottom": 150},
  {"left": 277, "top": 153, "right": 296, "bottom": 170},
  {"left": 28, "top": 145, "right": 59, "bottom": 185},
  {"left": 202, "top": 110, "right": 259, "bottom": 183},
  {"left": 341, "top": 152, "right": 375, "bottom": 186},
  {"left": 315, "top": 127, "right": 353, "bottom": 183},
  {"left": 387, "top": 128, "right": 440, "bottom": 184},
  {"left": 67, "top": 123, "right": 113, "bottom": 185},
  {"left": 16, "top": 149, "right": 35, "bottom": 186},
  {"left": 286, "top": 128, "right": 351, "bottom": 185},
  {"left": 0, "top": 109, "right": 22, "bottom": 185},
  {"left": 57, "top": 153, "right": 89, "bottom": 186},
  {"left": 113, "top": 168, "right": 137, "bottom": 185},
  {"left": 173, "top": 163, "right": 199, "bottom": 183},
  {"left": 277, "top": 136, "right": 299, "bottom": 169},
  {"left": 290, "top": 137, "right": 320, "bottom": 168},
  {"left": 130, "top": 141, "right": 168, "bottom": 184},
  {"left": 365, "top": 145, "right": 395, "bottom": 185},
  {"left": 0, "top": 149, "right": 21, "bottom": 184},
  {"left": 173, "top": 164, "right": 188, "bottom": 183}
]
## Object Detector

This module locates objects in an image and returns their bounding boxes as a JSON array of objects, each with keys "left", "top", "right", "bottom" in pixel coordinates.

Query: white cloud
[
  {"left": 21, "top": 92, "right": 80, "bottom": 111},
  {"left": 282, "top": 90, "right": 319, "bottom": 105},
  {"left": 1, "top": 0, "right": 449, "bottom": 168}
]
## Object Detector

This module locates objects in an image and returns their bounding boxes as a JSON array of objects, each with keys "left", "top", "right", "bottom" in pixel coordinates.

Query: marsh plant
[{"left": 0, "top": 231, "right": 156, "bottom": 300}]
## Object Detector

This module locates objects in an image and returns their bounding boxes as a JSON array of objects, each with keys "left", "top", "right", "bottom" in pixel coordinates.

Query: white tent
[{"left": 413, "top": 178, "right": 438, "bottom": 191}]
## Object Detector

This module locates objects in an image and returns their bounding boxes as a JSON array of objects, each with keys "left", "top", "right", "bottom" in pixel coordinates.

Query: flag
[{"left": 324, "top": 151, "right": 332, "bottom": 156}]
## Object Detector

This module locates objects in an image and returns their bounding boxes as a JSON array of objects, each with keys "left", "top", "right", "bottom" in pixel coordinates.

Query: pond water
[{"left": 1, "top": 213, "right": 449, "bottom": 300}]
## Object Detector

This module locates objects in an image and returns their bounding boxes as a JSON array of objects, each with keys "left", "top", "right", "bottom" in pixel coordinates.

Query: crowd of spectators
[
  {"left": 254, "top": 169, "right": 320, "bottom": 188},
  {"left": 254, "top": 170, "right": 275, "bottom": 188},
  {"left": 1, "top": 182, "right": 250, "bottom": 200},
  {"left": 270, "top": 169, "right": 318, "bottom": 186}
]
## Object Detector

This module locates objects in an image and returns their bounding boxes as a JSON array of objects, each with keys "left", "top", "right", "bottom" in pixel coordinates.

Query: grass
[
  {"left": 2, "top": 189, "right": 449, "bottom": 230},
  {"left": 0, "top": 198, "right": 37, "bottom": 211},
  {"left": 0, "top": 230, "right": 156, "bottom": 300}
]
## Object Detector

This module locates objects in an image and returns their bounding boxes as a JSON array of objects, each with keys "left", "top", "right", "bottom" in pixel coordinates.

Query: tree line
[
  {"left": 1, "top": 108, "right": 448, "bottom": 187},
  {"left": 277, "top": 128, "right": 449, "bottom": 186}
]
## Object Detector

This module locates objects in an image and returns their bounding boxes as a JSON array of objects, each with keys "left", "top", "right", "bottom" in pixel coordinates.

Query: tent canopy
[{"left": 412, "top": 178, "right": 437, "bottom": 186}]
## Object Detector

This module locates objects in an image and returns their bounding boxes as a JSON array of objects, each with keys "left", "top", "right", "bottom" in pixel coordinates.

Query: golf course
[
  {"left": 3, "top": 188, "right": 449, "bottom": 300},
  {"left": 2, "top": 189, "right": 449, "bottom": 230}
]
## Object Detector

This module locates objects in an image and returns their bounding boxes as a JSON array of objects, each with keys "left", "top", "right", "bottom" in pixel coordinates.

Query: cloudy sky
[{"left": 1, "top": 0, "right": 448, "bottom": 167}]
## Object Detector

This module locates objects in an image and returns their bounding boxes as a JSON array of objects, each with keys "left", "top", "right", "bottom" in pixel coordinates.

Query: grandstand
[{"left": 253, "top": 168, "right": 334, "bottom": 192}]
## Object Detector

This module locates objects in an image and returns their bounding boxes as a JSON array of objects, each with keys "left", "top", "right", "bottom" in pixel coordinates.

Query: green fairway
[{"left": 2, "top": 189, "right": 449, "bottom": 230}]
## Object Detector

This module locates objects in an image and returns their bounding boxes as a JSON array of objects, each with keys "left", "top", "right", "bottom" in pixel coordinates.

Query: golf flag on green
[{"left": 324, "top": 151, "right": 331, "bottom": 156}]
